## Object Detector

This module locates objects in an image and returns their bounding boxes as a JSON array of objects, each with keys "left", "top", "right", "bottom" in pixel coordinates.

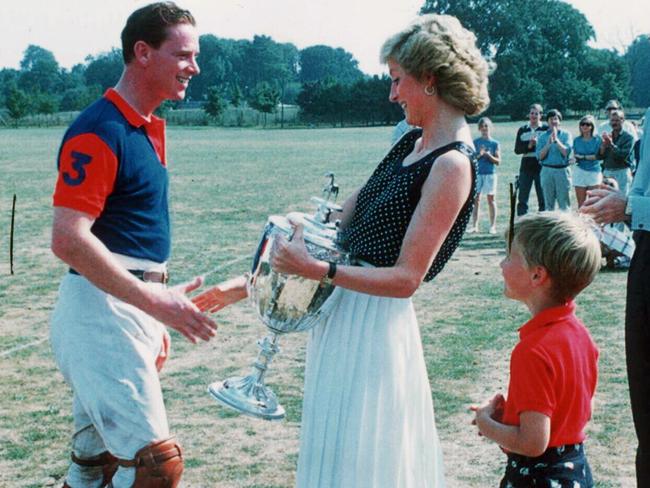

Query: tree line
[
  {"left": 423, "top": 0, "right": 649, "bottom": 118},
  {"left": 1, "top": 0, "right": 649, "bottom": 125},
  {"left": 0, "top": 35, "right": 402, "bottom": 126}
]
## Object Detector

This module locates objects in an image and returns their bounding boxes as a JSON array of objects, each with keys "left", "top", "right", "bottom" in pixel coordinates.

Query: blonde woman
[{"left": 197, "top": 14, "right": 490, "bottom": 487}]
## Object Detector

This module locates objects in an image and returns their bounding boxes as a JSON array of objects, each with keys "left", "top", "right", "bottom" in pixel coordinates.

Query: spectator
[
  {"left": 598, "top": 99, "right": 639, "bottom": 142},
  {"left": 536, "top": 109, "right": 573, "bottom": 211},
  {"left": 514, "top": 103, "right": 547, "bottom": 216},
  {"left": 572, "top": 115, "right": 602, "bottom": 207},
  {"left": 600, "top": 109, "right": 634, "bottom": 196},
  {"left": 470, "top": 117, "right": 500, "bottom": 234}
]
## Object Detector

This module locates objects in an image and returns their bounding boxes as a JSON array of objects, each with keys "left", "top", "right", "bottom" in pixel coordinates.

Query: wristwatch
[{"left": 320, "top": 261, "right": 337, "bottom": 286}]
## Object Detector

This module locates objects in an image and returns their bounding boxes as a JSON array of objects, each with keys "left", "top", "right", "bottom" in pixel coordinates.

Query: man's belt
[
  {"left": 542, "top": 164, "right": 569, "bottom": 169},
  {"left": 69, "top": 268, "right": 169, "bottom": 284}
]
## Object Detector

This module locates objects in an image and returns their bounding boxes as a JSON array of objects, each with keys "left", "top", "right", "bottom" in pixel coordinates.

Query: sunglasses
[{"left": 580, "top": 122, "right": 593, "bottom": 127}]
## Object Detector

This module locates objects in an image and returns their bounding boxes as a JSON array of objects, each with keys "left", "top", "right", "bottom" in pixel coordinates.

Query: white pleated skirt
[{"left": 296, "top": 287, "right": 445, "bottom": 488}]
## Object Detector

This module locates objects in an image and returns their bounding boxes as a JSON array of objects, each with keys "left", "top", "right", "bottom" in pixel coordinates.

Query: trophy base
[{"left": 208, "top": 376, "right": 285, "bottom": 421}]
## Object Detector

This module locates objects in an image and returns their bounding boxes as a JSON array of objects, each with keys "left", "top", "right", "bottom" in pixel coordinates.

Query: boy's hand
[
  {"left": 470, "top": 393, "right": 506, "bottom": 435},
  {"left": 490, "top": 393, "right": 506, "bottom": 421}
]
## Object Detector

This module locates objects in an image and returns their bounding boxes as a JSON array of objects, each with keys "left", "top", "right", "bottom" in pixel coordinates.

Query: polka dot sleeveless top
[{"left": 344, "top": 129, "right": 477, "bottom": 282}]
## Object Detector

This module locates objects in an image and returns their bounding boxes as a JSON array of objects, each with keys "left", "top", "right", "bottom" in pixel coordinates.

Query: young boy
[
  {"left": 470, "top": 117, "right": 501, "bottom": 234},
  {"left": 472, "top": 211, "right": 602, "bottom": 487}
]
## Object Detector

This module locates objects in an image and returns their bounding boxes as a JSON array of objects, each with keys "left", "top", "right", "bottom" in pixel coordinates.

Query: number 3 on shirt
[{"left": 63, "top": 151, "right": 92, "bottom": 186}]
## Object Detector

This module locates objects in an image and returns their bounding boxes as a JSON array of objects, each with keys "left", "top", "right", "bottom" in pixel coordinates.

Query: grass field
[{"left": 0, "top": 122, "right": 635, "bottom": 487}]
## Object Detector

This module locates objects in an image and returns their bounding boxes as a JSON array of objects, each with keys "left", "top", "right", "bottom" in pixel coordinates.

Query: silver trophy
[{"left": 208, "top": 174, "right": 349, "bottom": 420}]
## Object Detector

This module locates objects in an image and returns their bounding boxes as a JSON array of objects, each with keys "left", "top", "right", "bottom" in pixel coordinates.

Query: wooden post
[{"left": 10, "top": 194, "right": 16, "bottom": 275}]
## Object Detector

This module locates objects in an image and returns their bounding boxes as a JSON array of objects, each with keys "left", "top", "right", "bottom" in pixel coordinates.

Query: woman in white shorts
[{"left": 572, "top": 115, "right": 602, "bottom": 207}]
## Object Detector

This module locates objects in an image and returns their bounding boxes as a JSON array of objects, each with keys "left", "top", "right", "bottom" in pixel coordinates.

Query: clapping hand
[{"left": 581, "top": 185, "right": 627, "bottom": 225}]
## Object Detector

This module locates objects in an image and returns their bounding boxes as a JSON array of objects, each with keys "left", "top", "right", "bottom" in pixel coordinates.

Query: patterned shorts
[{"left": 500, "top": 443, "right": 593, "bottom": 488}]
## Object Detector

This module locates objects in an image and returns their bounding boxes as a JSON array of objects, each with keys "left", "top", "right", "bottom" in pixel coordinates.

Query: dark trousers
[
  {"left": 517, "top": 165, "right": 545, "bottom": 216},
  {"left": 627, "top": 231, "right": 650, "bottom": 487},
  {"left": 500, "top": 443, "right": 593, "bottom": 487}
]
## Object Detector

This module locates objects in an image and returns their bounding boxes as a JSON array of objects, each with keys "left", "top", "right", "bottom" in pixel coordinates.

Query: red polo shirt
[{"left": 501, "top": 302, "right": 599, "bottom": 447}]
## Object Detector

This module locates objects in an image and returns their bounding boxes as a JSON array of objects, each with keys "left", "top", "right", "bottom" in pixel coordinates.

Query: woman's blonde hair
[{"left": 380, "top": 14, "right": 491, "bottom": 116}]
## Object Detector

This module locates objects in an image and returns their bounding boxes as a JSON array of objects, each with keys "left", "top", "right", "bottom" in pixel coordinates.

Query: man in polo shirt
[
  {"left": 598, "top": 99, "right": 639, "bottom": 142},
  {"left": 536, "top": 109, "right": 573, "bottom": 211},
  {"left": 600, "top": 109, "right": 635, "bottom": 196},
  {"left": 582, "top": 106, "right": 650, "bottom": 487},
  {"left": 49, "top": 3, "right": 217, "bottom": 487}
]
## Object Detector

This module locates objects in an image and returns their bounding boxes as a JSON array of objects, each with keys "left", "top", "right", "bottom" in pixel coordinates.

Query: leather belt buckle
[{"left": 140, "top": 270, "right": 169, "bottom": 284}]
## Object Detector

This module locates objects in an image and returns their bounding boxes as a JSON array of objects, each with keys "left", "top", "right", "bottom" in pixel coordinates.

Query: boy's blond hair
[{"left": 510, "top": 211, "right": 601, "bottom": 302}]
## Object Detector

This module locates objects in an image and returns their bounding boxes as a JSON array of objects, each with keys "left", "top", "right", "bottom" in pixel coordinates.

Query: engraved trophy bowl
[{"left": 208, "top": 175, "right": 348, "bottom": 420}]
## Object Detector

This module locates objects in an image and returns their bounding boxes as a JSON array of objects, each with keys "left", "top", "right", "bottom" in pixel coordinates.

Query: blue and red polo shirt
[
  {"left": 501, "top": 302, "right": 599, "bottom": 447},
  {"left": 53, "top": 89, "right": 170, "bottom": 263}
]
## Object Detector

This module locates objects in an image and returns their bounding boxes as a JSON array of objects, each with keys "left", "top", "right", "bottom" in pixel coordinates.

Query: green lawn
[{"left": 0, "top": 123, "right": 634, "bottom": 487}]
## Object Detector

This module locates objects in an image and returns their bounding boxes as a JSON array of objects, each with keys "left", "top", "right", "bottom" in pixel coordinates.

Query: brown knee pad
[
  {"left": 64, "top": 450, "right": 118, "bottom": 487},
  {"left": 118, "top": 437, "right": 183, "bottom": 488}
]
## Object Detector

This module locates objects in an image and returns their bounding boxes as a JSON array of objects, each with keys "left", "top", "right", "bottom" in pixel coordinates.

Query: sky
[{"left": 2, "top": 0, "right": 650, "bottom": 76}]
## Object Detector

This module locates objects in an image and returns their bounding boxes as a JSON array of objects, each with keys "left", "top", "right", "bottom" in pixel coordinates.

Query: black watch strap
[
  {"left": 327, "top": 261, "right": 337, "bottom": 279},
  {"left": 321, "top": 261, "right": 337, "bottom": 286}
]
